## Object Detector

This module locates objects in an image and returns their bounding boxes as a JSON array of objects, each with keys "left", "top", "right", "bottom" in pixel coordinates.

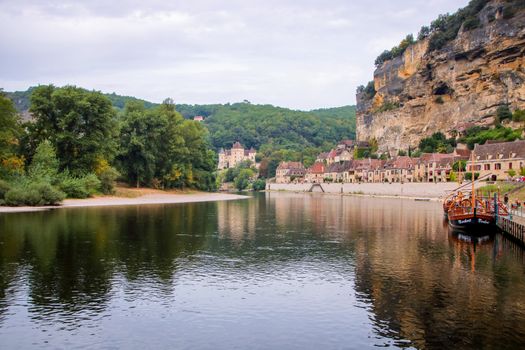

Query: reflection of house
[
  {"left": 218, "top": 142, "right": 256, "bottom": 170},
  {"left": 276, "top": 162, "right": 306, "bottom": 183},
  {"left": 468, "top": 140, "right": 525, "bottom": 180}
]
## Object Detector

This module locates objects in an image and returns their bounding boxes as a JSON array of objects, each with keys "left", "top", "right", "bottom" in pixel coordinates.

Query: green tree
[
  {"left": 28, "top": 140, "right": 59, "bottom": 182},
  {"left": 0, "top": 92, "right": 21, "bottom": 160},
  {"left": 234, "top": 168, "right": 254, "bottom": 191},
  {"left": 117, "top": 101, "right": 161, "bottom": 187},
  {"left": 29, "top": 85, "right": 118, "bottom": 174}
]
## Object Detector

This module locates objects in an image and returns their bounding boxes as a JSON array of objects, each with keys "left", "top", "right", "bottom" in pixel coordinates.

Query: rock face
[{"left": 356, "top": 1, "right": 525, "bottom": 153}]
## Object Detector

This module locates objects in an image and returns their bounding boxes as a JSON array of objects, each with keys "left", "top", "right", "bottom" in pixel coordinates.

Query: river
[{"left": 0, "top": 193, "right": 524, "bottom": 349}]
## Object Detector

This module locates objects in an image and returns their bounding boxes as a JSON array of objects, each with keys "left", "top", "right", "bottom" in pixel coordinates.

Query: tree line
[{"left": 0, "top": 85, "right": 216, "bottom": 206}]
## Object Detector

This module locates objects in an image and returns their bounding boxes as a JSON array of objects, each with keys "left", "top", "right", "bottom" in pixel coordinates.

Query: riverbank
[
  {"left": 266, "top": 182, "right": 459, "bottom": 200},
  {"left": 0, "top": 190, "right": 248, "bottom": 213}
]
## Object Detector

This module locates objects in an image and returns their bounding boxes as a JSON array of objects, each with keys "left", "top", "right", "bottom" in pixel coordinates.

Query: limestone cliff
[{"left": 356, "top": 0, "right": 525, "bottom": 153}]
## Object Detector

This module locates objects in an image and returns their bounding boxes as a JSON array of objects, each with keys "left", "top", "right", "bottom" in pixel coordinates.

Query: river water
[{"left": 0, "top": 193, "right": 524, "bottom": 349}]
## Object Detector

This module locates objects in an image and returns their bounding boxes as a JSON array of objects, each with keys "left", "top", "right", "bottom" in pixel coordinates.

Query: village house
[
  {"left": 468, "top": 140, "right": 525, "bottom": 180},
  {"left": 193, "top": 115, "right": 205, "bottom": 122},
  {"left": 217, "top": 142, "right": 256, "bottom": 170},
  {"left": 275, "top": 162, "right": 306, "bottom": 184},
  {"left": 305, "top": 162, "right": 325, "bottom": 183}
]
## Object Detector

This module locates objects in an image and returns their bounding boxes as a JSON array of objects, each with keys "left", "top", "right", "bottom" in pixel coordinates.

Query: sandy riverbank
[{"left": 0, "top": 192, "right": 248, "bottom": 213}]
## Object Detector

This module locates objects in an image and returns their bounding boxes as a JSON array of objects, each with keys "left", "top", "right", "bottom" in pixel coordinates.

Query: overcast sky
[{"left": 0, "top": 0, "right": 469, "bottom": 110}]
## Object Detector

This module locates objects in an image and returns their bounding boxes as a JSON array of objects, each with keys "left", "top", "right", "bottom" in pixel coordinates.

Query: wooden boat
[{"left": 444, "top": 151, "right": 509, "bottom": 235}]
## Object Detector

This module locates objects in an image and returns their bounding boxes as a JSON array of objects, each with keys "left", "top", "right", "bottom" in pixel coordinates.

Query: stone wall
[{"left": 266, "top": 182, "right": 459, "bottom": 199}]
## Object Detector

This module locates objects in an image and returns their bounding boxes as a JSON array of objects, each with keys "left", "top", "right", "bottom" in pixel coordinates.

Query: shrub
[
  {"left": 435, "top": 96, "right": 444, "bottom": 104},
  {"left": 512, "top": 109, "right": 525, "bottom": 122},
  {"left": 464, "top": 172, "right": 480, "bottom": 181},
  {"left": 0, "top": 179, "right": 10, "bottom": 199},
  {"left": 252, "top": 179, "right": 266, "bottom": 191},
  {"left": 463, "top": 16, "right": 481, "bottom": 31},
  {"left": 497, "top": 105, "right": 512, "bottom": 122},
  {"left": 99, "top": 167, "right": 120, "bottom": 194},
  {"left": 59, "top": 173, "right": 101, "bottom": 198},
  {"left": 4, "top": 183, "right": 65, "bottom": 206}
]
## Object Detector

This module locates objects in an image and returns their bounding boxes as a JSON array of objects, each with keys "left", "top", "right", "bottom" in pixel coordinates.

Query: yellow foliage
[
  {"left": 1, "top": 155, "right": 25, "bottom": 175},
  {"left": 93, "top": 156, "right": 110, "bottom": 176}
]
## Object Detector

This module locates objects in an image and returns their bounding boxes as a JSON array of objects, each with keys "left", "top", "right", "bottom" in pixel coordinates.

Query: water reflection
[{"left": 0, "top": 193, "right": 524, "bottom": 349}]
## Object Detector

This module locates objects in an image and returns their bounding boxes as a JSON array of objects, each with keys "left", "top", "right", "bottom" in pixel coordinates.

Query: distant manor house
[{"left": 218, "top": 142, "right": 256, "bottom": 170}]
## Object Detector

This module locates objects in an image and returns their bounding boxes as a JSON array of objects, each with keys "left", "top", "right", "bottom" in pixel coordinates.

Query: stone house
[
  {"left": 275, "top": 162, "right": 306, "bottom": 183},
  {"left": 305, "top": 162, "right": 325, "bottom": 183},
  {"left": 468, "top": 140, "right": 525, "bottom": 180}
]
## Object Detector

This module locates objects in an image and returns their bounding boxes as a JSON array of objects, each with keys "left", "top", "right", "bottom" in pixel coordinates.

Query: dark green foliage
[
  {"left": 205, "top": 104, "right": 355, "bottom": 178},
  {"left": 375, "top": 101, "right": 400, "bottom": 113},
  {"left": 374, "top": 0, "right": 493, "bottom": 58},
  {"left": 418, "top": 132, "right": 456, "bottom": 153},
  {"left": 418, "top": 26, "right": 431, "bottom": 40},
  {"left": 463, "top": 16, "right": 481, "bottom": 31},
  {"left": 497, "top": 105, "right": 512, "bottom": 123},
  {"left": 435, "top": 96, "right": 444, "bottom": 104},
  {"left": 104, "top": 92, "right": 158, "bottom": 110},
  {"left": 252, "top": 179, "right": 266, "bottom": 191},
  {"left": 0, "top": 179, "right": 10, "bottom": 199},
  {"left": 459, "top": 125, "right": 522, "bottom": 149},
  {"left": 464, "top": 172, "right": 480, "bottom": 181},
  {"left": 0, "top": 91, "right": 21, "bottom": 160},
  {"left": 4, "top": 182, "right": 65, "bottom": 206},
  {"left": 58, "top": 173, "right": 100, "bottom": 198},
  {"left": 28, "top": 85, "right": 118, "bottom": 175},
  {"left": 357, "top": 81, "right": 376, "bottom": 100},
  {"left": 398, "top": 150, "right": 407, "bottom": 156},
  {"left": 453, "top": 160, "right": 467, "bottom": 172},
  {"left": 234, "top": 168, "right": 254, "bottom": 191},
  {"left": 513, "top": 109, "right": 525, "bottom": 122},
  {"left": 99, "top": 167, "right": 120, "bottom": 194},
  {"left": 375, "top": 34, "right": 415, "bottom": 67},
  {"left": 117, "top": 101, "right": 217, "bottom": 191},
  {"left": 28, "top": 140, "right": 59, "bottom": 182}
]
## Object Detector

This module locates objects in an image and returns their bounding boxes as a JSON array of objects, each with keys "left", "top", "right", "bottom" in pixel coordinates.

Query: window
[
  {"left": 509, "top": 162, "right": 512, "bottom": 169},
  {"left": 484, "top": 164, "right": 490, "bottom": 171},
  {"left": 495, "top": 163, "right": 501, "bottom": 170}
]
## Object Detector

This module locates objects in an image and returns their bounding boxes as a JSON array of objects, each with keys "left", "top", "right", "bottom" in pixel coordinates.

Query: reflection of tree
[
  {"left": 1, "top": 194, "right": 524, "bottom": 348},
  {"left": 0, "top": 204, "right": 216, "bottom": 326}
]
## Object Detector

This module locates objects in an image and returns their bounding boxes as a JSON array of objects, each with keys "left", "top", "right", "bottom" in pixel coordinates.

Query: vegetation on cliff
[{"left": 374, "top": 0, "right": 525, "bottom": 67}]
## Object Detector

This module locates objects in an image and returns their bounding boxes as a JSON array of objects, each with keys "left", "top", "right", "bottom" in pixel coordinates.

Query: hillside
[
  {"left": 5, "top": 87, "right": 356, "bottom": 175},
  {"left": 356, "top": 0, "right": 525, "bottom": 153}
]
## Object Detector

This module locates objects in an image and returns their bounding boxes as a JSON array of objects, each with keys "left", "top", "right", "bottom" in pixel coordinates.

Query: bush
[
  {"left": 0, "top": 179, "right": 10, "bottom": 199},
  {"left": 59, "top": 173, "right": 101, "bottom": 198},
  {"left": 99, "top": 166, "right": 119, "bottom": 194},
  {"left": 512, "top": 109, "right": 525, "bottom": 122},
  {"left": 4, "top": 183, "right": 65, "bottom": 206},
  {"left": 252, "top": 179, "right": 266, "bottom": 191},
  {"left": 464, "top": 172, "right": 480, "bottom": 181},
  {"left": 463, "top": 16, "right": 480, "bottom": 31},
  {"left": 435, "top": 96, "right": 444, "bottom": 104},
  {"left": 497, "top": 105, "right": 512, "bottom": 122}
]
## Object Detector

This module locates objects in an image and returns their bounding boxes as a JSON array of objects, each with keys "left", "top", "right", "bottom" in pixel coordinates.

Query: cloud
[{"left": 0, "top": 0, "right": 469, "bottom": 110}]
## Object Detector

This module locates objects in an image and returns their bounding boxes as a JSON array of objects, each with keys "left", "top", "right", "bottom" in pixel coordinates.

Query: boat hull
[{"left": 448, "top": 216, "right": 495, "bottom": 235}]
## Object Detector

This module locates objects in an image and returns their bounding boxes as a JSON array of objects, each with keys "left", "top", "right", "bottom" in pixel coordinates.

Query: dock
[{"left": 497, "top": 214, "right": 525, "bottom": 246}]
